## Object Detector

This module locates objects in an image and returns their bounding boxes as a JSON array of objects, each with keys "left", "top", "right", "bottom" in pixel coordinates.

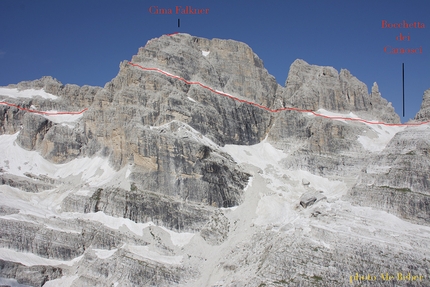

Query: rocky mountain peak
[
  {"left": 371, "top": 82, "right": 380, "bottom": 95},
  {"left": 130, "top": 33, "right": 280, "bottom": 108},
  {"left": 414, "top": 88, "right": 430, "bottom": 121},
  {"left": 283, "top": 59, "right": 400, "bottom": 123},
  {"left": 7, "top": 75, "right": 63, "bottom": 91}
]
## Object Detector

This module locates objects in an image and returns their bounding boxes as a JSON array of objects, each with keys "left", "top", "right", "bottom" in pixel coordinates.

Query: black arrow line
[{"left": 402, "top": 63, "right": 405, "bottom": 117}]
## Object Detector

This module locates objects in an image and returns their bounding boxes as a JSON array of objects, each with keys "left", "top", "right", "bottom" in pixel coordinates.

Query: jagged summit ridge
[
  {"left": 6, "top": 76, "right": 62, "bottom": 90},
  {"left": 130, "top": 33, "right": 401, "bottom": 123},
  {"left": 283, "top": 59, "right": 400, "bottom": 123}
]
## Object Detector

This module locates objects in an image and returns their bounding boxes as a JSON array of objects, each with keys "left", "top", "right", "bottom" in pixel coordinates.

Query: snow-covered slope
[
  {"left": 0, "top": 87, "right": 58, "bottom": 100},
  {"left": 1, "top": 120, "right": 429, "bottom": 286}
]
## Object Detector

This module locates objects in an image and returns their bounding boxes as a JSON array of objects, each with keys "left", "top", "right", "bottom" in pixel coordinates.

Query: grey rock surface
[
  {"left": 0, "top": 260, "right": 62, "bottom": 287},
  {"left": 0, "top": 206, "right": 19, "bottom": 216},
  {"left": 0, "top": 77, "right": 100, "bottom": 137},
  {"left": 16, "top": 113, "right": 53, "bottom": 150},
  {"left": 8, "top": 76, "right": 101, "bottom": 108},
  {"left": 346, "top": 126, "right": 430, "bottom": 225},
  {"left": 62, "top": 186, "right": 213, "bottom": 232},
  {"left": 131, "top": 34, "right": 281, "bottom": 109},
  {"left": 415, "top": 88, "right": 430, "bottom": 121},
  {"left": 200, "top": 210, "right": 230, "bottom": 245},
  {"left": 282, "top": 59, "right": 400, "bottom": 123},
  {"left": 1, "top": 173, "right": 55, "bottom": 193}
]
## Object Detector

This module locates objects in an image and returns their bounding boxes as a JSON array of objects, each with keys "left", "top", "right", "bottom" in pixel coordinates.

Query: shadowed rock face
[
  {"left": 0, "top": 260, "right": 63, "bottom": 287},
  {"left": 62, "top": 187, "right": 213, "bottom": 232},
  {"left": 16, "top": 113, "right": 53, "bottom": 150},
  {"left": 0, "top": 33, "right": 429, "bottom": 287}
]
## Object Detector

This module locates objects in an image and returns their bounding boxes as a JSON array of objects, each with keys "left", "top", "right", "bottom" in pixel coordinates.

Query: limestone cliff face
[
  {"left": 346, "top": 126, "right": 430, "bottom": 225},
  {"left": 16, "top": 113, "right": 53, "bottom": 150},
  {"left": 267, "top": 60, "right": 402, "bottom": 179},
  {"left": 283, "top": 59, "right": 400, "bottom": 123},
  {"left": 131, "top": 33, "right": 281, "bottom": 109},
  {"left": 345, "top": 89, "right": 430, "bottom": 226},
  {"left": 1, "top": 76, "right": 100, "bottom": 163},
  {"left": 415, "top": 88, "right": 430, "bottom": 121},
  {"left": 9, "top": 76, "right": 101, "bottom": 109}
]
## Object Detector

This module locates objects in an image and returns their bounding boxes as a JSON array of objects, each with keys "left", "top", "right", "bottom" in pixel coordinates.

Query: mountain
[{"left": 0, "top": 33, "right": 429, "bottom": 287}]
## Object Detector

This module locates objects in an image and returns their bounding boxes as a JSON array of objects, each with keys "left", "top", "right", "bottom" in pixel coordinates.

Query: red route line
[
  {"left": 128, "top": 61, "right": 430, "bottom": 127},
  {"left": 0, "top": 101, "right": 88, "bottom": 116}
]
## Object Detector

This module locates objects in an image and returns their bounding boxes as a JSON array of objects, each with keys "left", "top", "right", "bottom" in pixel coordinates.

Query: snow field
[
  {"left": 358, "top": 124, "right": 405, "bottom": 152},
  {"left": 0, "top": 133, "right": 116, "bottom": 187},
  {"left": 42, "top": 113, "right": 83, "bottom": 125},
  {"left": 0, "top": 87, "right": 58, "bottom": 100},
  {"left": 0, "top": 248, "right": 83, "bottom": 267},
  {"left": 124, "top": 244, "right": 183, "bottom": 264}
]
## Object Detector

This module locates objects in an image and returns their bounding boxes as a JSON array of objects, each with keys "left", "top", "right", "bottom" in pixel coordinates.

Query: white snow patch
[
  {"left": 94, "top": 248, "right": 117, "bottom": 259},
  {"left": 245, "top": 176, "right": 254, "bottom": 190},
  {"left": 125, "top": 166, "right": 131, "bottom": 178},
  {"left": 0, "top": 133, "right": 116, "bottom": 187},
  {"left": 221, "top": 140, "right": 353, "bottom": 230},
  {"left": 0, "top": 88, "right": 58, "bottom": 100},
  {"left": 251, "top": 170, "right": 347, "bottom": 228},
  {"left": 408, "top": 123, "right": 430, "bottom": 131},
  {"left": 366, "top": 166, "right": 391, "bottom": 174},
  {"left": 162, "top": 70, "right": 174, "bottom": 77},
  {"left": 220, "top": 205, "right": 239, "bottom": 211},
  {"left": 44, "top": 223, "right": 81, "bottom": 234},
  {"left": 288, "top": 169, "right": 348, "bottom": 198},
  {"left": 187, "top": 96, "right": 196, "bottom": 103},
  {"left": 75, "top": 189, "right": 93, "bottom": 196},
  {"left": 42, "top": 113, "right": 83, "bottom": 125},
  {"left": 314, "top": 109, "right": 360, "bottom": 122},
  {"left": 125, "top": 244, "right": 183, "bottom": 264},
  {"left": 64, "top": 211, "right": 155, "bottom": 236},
  {"left": 202, "top": 50, "right": 210, "bottom": 57},
  {"left": 0, "top": 185, "right": 64, "bottom": 219},
  {"left": 215, "top": 89, "right": 227, "bottom": 95},
  {"left": 358, "top": 124, "right": 405, "bottom": 152},
  {"left": 222, "top": 139, "right": 287, "bottom": 170},
  {"left": 159, "top": 227, "right": 195, "bottom": 247},
  {"left": 43, "top": 275, "right": 79, "bottom": 287},
  {"left": 150, "top": 120, "right": 219, "bottom": 150},
  {"left": 0, "top": 248, "right": 82, "bottom": 267},
  {"left": 254, "top": 195, "right": 297, "bottom": 226}
]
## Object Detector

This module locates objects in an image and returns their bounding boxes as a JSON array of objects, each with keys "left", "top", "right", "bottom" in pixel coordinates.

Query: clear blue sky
[{"left": 1, "top": 0, "right": 429, "bottom": 121}]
